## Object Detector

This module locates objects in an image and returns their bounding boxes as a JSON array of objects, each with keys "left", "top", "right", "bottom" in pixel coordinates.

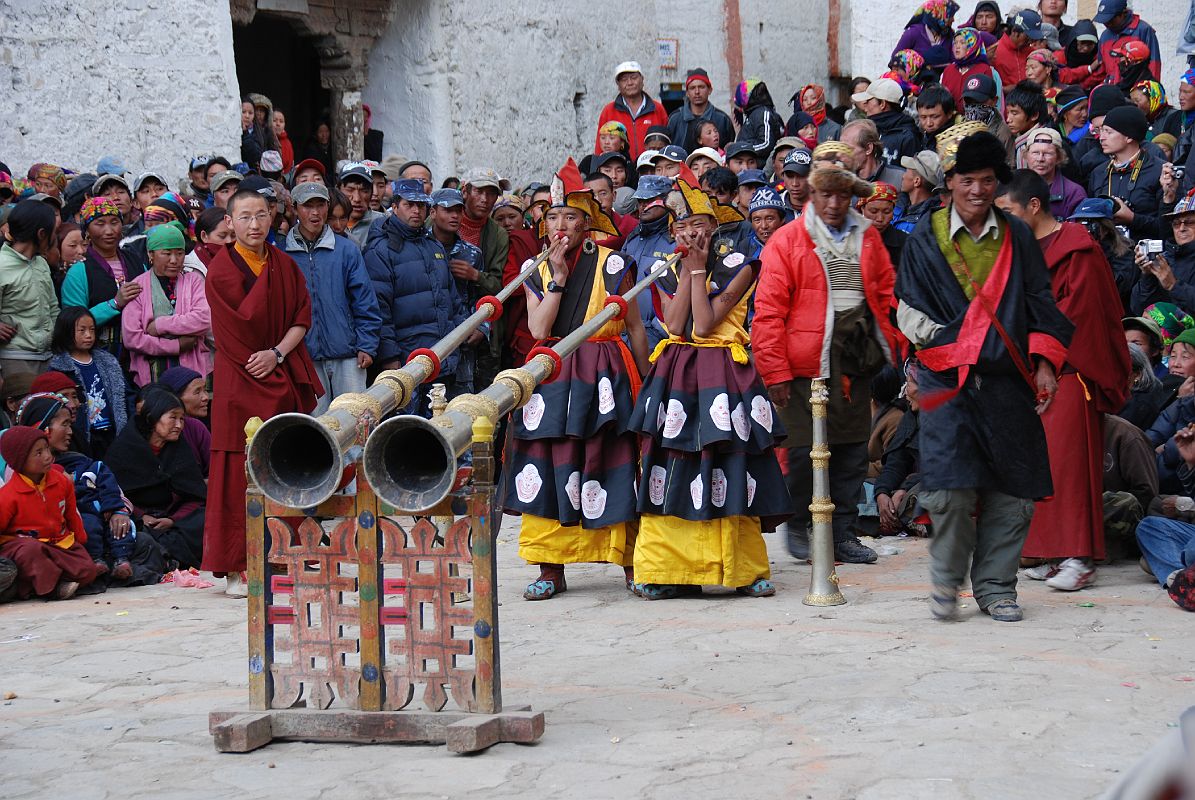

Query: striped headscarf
[
  {"left": 1144, "top": 302, "right": 1195, "bottom": 347},
  {"left": 862, "top": 182, "right": 899, "bottom": 208},
  {"left": 952, "top": 27, "right": 988, "bottom": 66},
  {"left": 78, "top": 197, "right": 121, "bottom": 230},
  {"left": 27, "top": 163, "right": 66, "bottom": 191},
  {"left": 907, "top": 0, "right": 959, "bottom": 34},
  {"left": 1131, "top": 80, "right": 1167, "bottom": 121},
  {"left": 598, "top": 121, "right": 629, "bottom": 144},
  {"left": 890, "top": 49, "right": 926, "bottom": 84},
  {"left": 734, "top": 79, "right": 761, "bottom": 111}
]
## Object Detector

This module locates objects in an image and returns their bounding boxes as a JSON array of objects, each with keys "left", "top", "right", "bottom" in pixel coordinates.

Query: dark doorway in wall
[{"left": 232, "top": 15, "right": 329, "bottom": 163}]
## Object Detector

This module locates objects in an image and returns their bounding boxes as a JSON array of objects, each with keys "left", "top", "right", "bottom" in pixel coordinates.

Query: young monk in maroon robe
[
  {"left": 996, "top": 170, "right": 1130, "bottom": 592},
  {"left": 203, "top": 189, "right": 321, "bottom": 596}
]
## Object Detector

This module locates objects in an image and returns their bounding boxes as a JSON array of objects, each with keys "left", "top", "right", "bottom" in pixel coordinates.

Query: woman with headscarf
[
  {"left": 786, "top": 84, "right": 841, "bottom": 143},
  {"left": 890, "top": 0, "right": 960, "bottom": 69},
  {"left": 940, "top": 27, "right": 1002, "bottom": 112},
  {"left": 121, "top": 224, "right": 212, "bottom": 388},
  {"left": 889, "top": 50, "right": 930, "bottom": 96},
  {"left": 733, "top": 79, "right": 783, "bottom": 163},
  {"left": 1024, "top": 51, "right": 1065, "bottom": 104},
  {"left": 60, "top": 198, "right": 146, "bottom": 360},
  {"left": 1130, "top": 81, "right": 1182, "bottom": 142},
  {"left": 157, "top": 366, "right": 211, "bottom": 478},
  {"left": 1055, "top": 20, "right": 1105, "bottom": 91},
  {"left": 105, "top": 387, "right": 206, "bottom": 570}
]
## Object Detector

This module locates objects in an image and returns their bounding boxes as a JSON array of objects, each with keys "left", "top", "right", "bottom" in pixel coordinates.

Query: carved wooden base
[{"left": 209, "top": 705, "right": 544, "bottom": 754}]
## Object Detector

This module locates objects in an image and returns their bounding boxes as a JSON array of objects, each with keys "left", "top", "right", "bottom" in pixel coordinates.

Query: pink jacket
[{"left": 121, "top": 270, "right": 212, "bottom": 386}]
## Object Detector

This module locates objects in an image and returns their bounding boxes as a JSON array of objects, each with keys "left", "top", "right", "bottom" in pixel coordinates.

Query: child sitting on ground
[
  {"left": 0, "top": 426, "right": 98, "bottom": 599},
  {"left": 19, "top": 393, "right": 134, "bottom": 581}
]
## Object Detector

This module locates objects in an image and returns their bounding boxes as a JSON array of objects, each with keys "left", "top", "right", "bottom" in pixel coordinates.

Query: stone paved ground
[{"left": 1, "top": 523, "right": 1191, "bottom": 800}]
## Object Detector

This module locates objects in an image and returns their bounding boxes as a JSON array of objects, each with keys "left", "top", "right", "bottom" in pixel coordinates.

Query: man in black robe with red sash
[
  {"left": 894, "top": 127, "right": 1073, "bottom": 623},
  {"left": 203, "top": 189, "right": 322, "bottom": 597}
]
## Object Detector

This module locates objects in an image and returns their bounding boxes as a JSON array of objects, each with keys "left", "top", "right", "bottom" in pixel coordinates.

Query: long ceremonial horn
[
  {"left": 246, "top": 248, "right": 551, "bottom": 508},
  {"left": 361, "top": 246, "right": 688, "bottom": 513}
]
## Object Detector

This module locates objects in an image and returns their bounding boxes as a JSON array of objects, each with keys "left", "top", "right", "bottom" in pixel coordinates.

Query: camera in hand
[{"left": 1137, "top": 239, "right": 1164, "bottom": 262}]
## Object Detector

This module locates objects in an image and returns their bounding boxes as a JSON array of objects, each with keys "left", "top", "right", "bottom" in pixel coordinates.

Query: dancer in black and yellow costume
[
  {"left": 505, "top": 158, "right": 650, "bottom": 600},
  {"left": 628, "top": 166, "right": 792, "bottom": 600}
]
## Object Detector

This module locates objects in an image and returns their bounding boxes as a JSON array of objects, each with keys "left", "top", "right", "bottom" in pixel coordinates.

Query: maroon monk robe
[
  {"left": 202, "top": 243, "right": 322, "bottom": 574},
  {"left": 1023, "top": 222, "right": 1130, "bottom": 561}
]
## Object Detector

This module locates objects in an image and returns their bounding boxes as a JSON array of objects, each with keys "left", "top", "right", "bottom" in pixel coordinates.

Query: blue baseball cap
[
  {"left": 1093, "top": 0, "right": 1127, "bottom": 24},
  {"left": 653, "top": 144, "right": 689, "bottom": 164},
  {"left": 96, "top": 155, "right": 126, "bottom": 177},
  {"left": 749, "top": 186, "right": 787, "bottom": 215},
  {"left": 724, "top": 142, "right": 759, "bottom": 162},
  {"left": 737, "top": 169, "right": 769, "bottom": 187},
  {"left": 631, "top": 175, "right": 673, "bottom": 200},
  {"left": 430, "top": 188, "right": 464, "bottom": 208},
  {"left": 1068, "top": 197, "right": 1114, "bottom": 221},
  {"left": 392, "top": 178, "right": 432, "bottom": 204},
  {"left": 1010, "top": 9, "right": 1045, "bottom": 39}
]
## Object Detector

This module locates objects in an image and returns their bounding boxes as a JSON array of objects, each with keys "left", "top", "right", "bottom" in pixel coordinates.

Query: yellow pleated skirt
[
  {"left": 518, "top": 514, "right": 636, "bottom": 567},
  {"left": 633, "top": 514, "right": 770, "bottom": 588}
]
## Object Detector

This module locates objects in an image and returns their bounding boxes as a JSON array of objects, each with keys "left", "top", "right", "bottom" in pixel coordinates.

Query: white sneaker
[
  {"left": 225, "top": 572, "right": 248, "bottom": 598},
  {"left": 1023, "top": 562, "right": 1057, "bottom": 581},
  {"left": 1045, "top": 558, "right": 1096, "bottom": 591}
]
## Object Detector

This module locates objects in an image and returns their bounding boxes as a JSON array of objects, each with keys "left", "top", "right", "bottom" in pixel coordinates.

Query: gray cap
[
  {"left": 899, "top": 151, "right": 943, "bottom": 188},
  {"left": 133, "top": 171, "right": 168, "bottom": 192},
  {"left": 210, "top": 170, "right": 244, "bottom": 192},
  {"left": 29, "top": 192, "right": 63, "bottom": 208},
  {"left": 92, "top": 173, "right": 131, "bottom": 194},
  {"left": 292, "top": 181, "right": 330, "bottom": 205},
  {"left": 462, "top": 167, "right": 501, "bottom": 190}
]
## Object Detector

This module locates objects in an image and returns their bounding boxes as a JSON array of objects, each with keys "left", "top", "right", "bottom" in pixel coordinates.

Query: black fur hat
[{"left": 950, "top": 131, "right": 1012, "bottom": 183}]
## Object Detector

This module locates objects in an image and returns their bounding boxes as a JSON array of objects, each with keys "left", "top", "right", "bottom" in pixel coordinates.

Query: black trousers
[{"left": 785, "top": 441, "right": 868, "bottom": 543}]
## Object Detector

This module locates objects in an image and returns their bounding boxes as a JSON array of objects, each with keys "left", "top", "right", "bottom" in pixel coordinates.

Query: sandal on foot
[
  {"left": 634, "top": 583, "right": 684, "bottom": 601},
  {"left": 735, "top": 578, "right": 776, "bottom": 597},
  {"left": 523, "top": 578, "right": 565, "bottom": 600}
]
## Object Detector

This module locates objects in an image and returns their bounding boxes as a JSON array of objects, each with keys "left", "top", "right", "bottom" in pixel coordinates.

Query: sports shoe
[
  {"left": 983, "top": 598, "right": 1023, "bottom": 622},
  {"left": 786, "top": 524, "right": 810, "bottom": 560},
  {"left": 1023, "top": 562, "right": 1058, "bottom": 581},
  {"left": 1044, "top": 558, "right": 1096, "bottom": 591},
  {"left": 929, "top": 585, "right": 957, "bottom": 620},
  {"left": 834, "top": 538, "right": 878, "bottom": 564}
]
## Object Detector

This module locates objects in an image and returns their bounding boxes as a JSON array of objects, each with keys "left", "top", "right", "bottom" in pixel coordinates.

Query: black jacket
[
  {"left": 734, "top": 83, "right": 783, "bottom": 161},
  {"left": 1088, "top": 149, "right": 1166, "bottom": 241},
  {"left": 869, "top": 109, "right": 921, "bottom": 169},
  {"left": 1132, "top": 241, "right": 1195, "bottom": 315}
]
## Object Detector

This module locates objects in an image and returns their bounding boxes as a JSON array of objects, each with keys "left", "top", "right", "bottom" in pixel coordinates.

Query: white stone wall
[
  {"left": 848, "top": 0, "right": 1187, "bottom": 104},
  {"left": 366, "top": 2, "right": 828, "bottom": 185},
  {"left": 366, "top": 0, "right": 659, "bottom": 186},
  {"left": 0, "top": 0, "right": 241, "bottom": 190}
]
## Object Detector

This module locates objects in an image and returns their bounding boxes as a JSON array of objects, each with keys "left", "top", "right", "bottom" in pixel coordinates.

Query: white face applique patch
[
  {"left": 605, "top": 254, "right": 624, "bottom": 275},
  {"left": 750, "top": 395, "right": 773, "bottom": 433},
  {"left": 710, "top": 392, "right": 732, "bottom": 431},
  {"left": 690, "top": 473, "right": 704, "bottom": 510},
  {"left": 565, "top": 471, "right": 581, "bottom": 510},
  {"left": 522, "top": 393, "right": 546, "bottom": 431},
  {"left": 746, "top": 472, "right": 757, "bottom": 507},
  {"left": 597, "top": 376, "right": 615, "bottom": 414},
  {"left": 663, "top": 399, "right": 687, "bottom": 439},
  {"left": 724, "top": 252, "right": 745, "bottom": 268},
  {"left": 648, "top": 465, "right": 667, "bottom": 505},
  {"left": 731, "top": 402, "right": 750, "bottom": 441},
  {"left": 581, "top": 479, "right": 608, "bottom": 519},
  {"left": 515, "top": 464, "right": 542, "bottom": 503},
  {"left": 711, "top": 468, "right": 727, "bottom": 508}
]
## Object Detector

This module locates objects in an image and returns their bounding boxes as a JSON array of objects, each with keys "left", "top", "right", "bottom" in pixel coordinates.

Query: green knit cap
[{"left": 146, "top": 223, "right": 185, "bottom": 252}]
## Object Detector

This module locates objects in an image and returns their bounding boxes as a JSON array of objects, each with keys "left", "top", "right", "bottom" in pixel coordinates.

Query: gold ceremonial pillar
[{"left": 803, "top": 378, "right": 846, "bottom": 606}]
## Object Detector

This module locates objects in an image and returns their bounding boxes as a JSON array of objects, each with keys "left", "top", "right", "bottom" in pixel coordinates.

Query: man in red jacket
[
  {"left": 996, "top": 169, "right": 1130, "bottom": 592},
  {"left": 754, "top": 163, "right": 901, "bottom": 565},
  {"left": 992, "top": 9, "right": 1045, "bottom": 90},
  {"left": 594, "top": 61, "right": 669, "bottom": 161}
]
